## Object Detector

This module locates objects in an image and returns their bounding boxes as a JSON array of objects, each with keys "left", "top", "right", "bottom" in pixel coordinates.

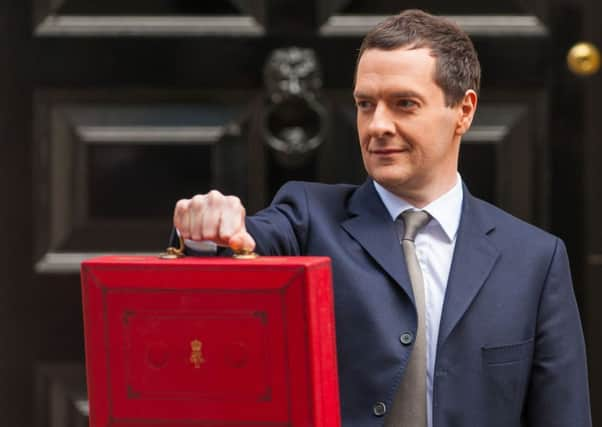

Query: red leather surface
[{"left": 81, "top": 255, "right": 340, "bottom": 427}]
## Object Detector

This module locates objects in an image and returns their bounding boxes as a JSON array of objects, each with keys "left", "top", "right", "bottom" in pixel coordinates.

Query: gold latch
[
  {"left": 159, "top": 234, "right": 185, "bottom": 259},
  {"left": 232, "top": 248, "right": 259, "bottom": 259}
]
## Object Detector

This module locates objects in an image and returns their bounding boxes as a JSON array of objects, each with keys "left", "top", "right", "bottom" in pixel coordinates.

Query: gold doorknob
[{"left": 567, "top": 42, "right": 600, "bottom": 76}]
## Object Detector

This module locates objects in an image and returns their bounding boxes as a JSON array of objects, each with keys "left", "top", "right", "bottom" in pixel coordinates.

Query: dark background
[{"left": 1, "top": 0, "right": 601, "bottom": 425}]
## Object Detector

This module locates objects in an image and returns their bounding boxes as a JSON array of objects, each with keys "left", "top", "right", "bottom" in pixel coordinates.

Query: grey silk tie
[{"left": 386, "top": 210, "right": 431, "bottom": 427}]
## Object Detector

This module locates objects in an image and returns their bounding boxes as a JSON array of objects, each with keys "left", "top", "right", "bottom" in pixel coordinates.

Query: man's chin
[
  {"left": 372, "top": 177, "right": 407, "bottom": 194},
  {"left": 371, "top": 174, "right": 411, "bottom": 192}
]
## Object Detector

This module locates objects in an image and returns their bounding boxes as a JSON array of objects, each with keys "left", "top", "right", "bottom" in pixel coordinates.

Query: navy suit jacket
[{"left": 239, "top": 179, "right": 591, "bottom": 427}]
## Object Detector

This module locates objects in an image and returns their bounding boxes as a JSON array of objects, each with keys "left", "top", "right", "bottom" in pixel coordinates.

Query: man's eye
[
  {"left": 397, "top": 99, "right": 417, "bottom": 109},
  {"left": 356, "top": 100, "right": 372, "bottom": 109}
]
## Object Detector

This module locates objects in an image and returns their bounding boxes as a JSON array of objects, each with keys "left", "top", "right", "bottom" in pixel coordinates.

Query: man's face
[{"left": 354, "top": 47, "right": 473, "bottom": 203}]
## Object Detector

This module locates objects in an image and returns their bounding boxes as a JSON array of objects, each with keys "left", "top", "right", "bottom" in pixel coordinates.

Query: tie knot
[{"left": 399, "top": 210, "right": 431, "bottom": 241}]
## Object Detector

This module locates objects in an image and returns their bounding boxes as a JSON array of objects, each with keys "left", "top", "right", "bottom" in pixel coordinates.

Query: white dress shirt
[{"left": 373, "top": 175, "right": 463, "bottom": 427}]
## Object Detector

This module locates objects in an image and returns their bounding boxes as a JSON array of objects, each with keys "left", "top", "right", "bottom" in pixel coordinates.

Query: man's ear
[{"left": 456, "top": 90, "right": 478, "bottom": 136}]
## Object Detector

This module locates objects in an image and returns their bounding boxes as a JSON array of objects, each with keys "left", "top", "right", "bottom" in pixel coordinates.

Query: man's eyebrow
[
  {"left": 352, "top": 91, "right": 372, "bottom": 99},
  {"left": 390, "top": 90, "right": 426, "bottom": 102},
  {"left": 353, "top": 90, "right": 426, "bottom": 102}
]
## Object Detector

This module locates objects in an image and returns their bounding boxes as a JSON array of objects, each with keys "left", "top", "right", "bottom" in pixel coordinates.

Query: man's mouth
[{"left": 369, "top": 148, "right": 408, "bottom": 155}]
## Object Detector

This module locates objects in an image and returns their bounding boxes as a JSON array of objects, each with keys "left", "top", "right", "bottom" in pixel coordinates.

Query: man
[{"left": 173, "top": 9, "right": 591, "bottom": 427}]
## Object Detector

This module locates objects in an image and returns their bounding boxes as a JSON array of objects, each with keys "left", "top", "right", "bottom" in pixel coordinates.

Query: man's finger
[
  {"left": 200, "top": 205, "right": 221, "bottom": 242},
  {"left": 187, "top": 194, "right": 207, "bottom": 240},
  {"left": 219, "top": 196, "right": 245, "bottom": 242},
  {"left": 173, "top": 199, "right": 190, "bottom": 238}
]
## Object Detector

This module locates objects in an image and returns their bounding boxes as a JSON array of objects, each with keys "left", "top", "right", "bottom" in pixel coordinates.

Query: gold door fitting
[{"left": 567, "top": 42, "right": 600, "bottom": 76}]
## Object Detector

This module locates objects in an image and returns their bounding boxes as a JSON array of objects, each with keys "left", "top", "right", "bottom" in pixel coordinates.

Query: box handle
[{"left": 159, "top": 234, "right": 259, "bottom": 260}]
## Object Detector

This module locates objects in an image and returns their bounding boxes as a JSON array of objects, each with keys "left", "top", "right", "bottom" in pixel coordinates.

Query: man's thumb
[{"left": 229, "top": 230, "right": 256, "bottom": 253}]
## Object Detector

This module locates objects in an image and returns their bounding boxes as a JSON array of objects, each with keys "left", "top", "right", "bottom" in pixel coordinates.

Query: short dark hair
[{"left": 356, "top": 9, "right": 481, "bottom": 107}]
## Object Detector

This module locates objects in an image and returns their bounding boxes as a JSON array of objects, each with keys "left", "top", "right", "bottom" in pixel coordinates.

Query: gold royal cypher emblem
[{"left": 190, "top": 339, "right": 205, "bottom": 368}]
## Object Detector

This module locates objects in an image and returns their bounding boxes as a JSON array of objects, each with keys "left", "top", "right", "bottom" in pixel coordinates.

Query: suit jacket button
[
  {"left": 400, "top": 331, "right": 414, "bottom": 345},
  {"left": 373, "top": 401, "right": 387, "bottom": 416}
]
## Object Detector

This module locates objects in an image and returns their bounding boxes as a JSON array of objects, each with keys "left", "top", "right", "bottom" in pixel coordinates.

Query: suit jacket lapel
[
  {"left": 437, "top": 189, "right": 500, "bottom": 349},
  {"left": 340, "top": 180, "right": 415, "bottom": 303}
]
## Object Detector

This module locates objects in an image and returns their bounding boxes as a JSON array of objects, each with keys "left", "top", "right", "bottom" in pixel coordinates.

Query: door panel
[
  {"left": 33, "top": 90, "right": 253, "bottom": 272},
  {"left": 582, "top": 0, "right": 602, "bottom": 420}
]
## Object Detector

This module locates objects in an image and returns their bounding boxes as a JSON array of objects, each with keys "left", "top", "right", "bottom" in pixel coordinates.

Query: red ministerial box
[{"left": 80, "top": 255, "right": 340, "bottom": 427}]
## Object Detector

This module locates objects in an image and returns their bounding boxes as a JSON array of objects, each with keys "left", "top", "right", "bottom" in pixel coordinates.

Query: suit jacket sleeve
[
  {"left": 245, "top": 181, "right": 310, "bottom": 256},
  {"left": 525, "top": 238, "right": 591, "bottom": 426}
]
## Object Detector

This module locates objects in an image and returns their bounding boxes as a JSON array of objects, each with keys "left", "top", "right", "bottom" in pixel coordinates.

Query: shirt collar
[{"left": 373, "top": 174, "right": 464, "bottom": 242}]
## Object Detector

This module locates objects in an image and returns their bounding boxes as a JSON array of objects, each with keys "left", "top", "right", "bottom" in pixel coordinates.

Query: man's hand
[{"left": 173, "top": 190, "right": 256, "bottom": 252}]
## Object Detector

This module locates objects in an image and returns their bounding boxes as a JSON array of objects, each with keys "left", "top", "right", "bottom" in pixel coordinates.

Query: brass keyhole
[{"left": 567, "top": 42, "right": 601, "bottom": 76}]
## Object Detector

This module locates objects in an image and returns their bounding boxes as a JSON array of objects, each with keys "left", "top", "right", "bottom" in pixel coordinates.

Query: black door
[{"left": 0, "top": 0, "right": 600, "bottom": 424}]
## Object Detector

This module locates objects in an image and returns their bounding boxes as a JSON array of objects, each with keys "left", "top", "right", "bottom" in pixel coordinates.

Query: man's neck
[{"left": 386, "top": 174, "right": 460, "bottom": 208}]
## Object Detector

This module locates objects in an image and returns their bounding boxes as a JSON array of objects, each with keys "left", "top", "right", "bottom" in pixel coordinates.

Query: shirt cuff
[{"left": 184, "top": 239, "right": 218, "bottom": 253}]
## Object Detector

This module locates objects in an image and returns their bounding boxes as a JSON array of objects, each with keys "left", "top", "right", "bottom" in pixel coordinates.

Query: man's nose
[{"left": 368, "top": 103, "right": 395, "bottom": 137}]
